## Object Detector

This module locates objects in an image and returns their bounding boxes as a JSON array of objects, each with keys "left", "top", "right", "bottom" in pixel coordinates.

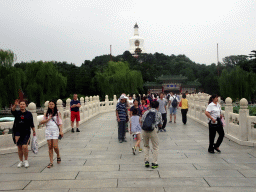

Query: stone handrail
[
  {"left": 0, "top": 95, "right": 118, "bottom": 154},
  {"left": 186, "top": 93, "right": 256, "bottom": 147}
]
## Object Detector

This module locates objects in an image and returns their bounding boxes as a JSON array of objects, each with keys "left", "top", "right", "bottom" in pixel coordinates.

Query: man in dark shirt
[{"left": 70, "top": 94, "right": 81, "bottom": 133}]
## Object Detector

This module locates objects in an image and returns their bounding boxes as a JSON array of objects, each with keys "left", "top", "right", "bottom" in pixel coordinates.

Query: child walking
[{"left": 130, "top": 108, "right": 142, "bottom": 155}]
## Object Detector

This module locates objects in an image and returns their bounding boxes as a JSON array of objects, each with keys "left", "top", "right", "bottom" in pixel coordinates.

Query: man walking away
[
  {"left": 157, "top": 93, "right": 167, "bottom": 132},
  {"left": 116, "top": 95, "right": 127, "bottom": 143},
  {"left": 169, "top": 92, "right": 178, "bottom": 123},
  {"left": 70, "top": 94, "right": 81, "bottom": 132},
  {"left": 141, "top": 101, "right": 162, "bottom": 169}
]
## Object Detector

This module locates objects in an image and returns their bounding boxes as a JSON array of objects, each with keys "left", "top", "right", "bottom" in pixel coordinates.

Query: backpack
[
  {"left": 142, "top": 111, "right": 156, "bottom": 131},
  {"left": 172, "top": 97, "right": 178, "bottom": 108}
]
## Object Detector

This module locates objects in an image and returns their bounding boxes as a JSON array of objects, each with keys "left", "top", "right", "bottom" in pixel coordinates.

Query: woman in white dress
[{"left": 40, "top": 101, "right": 63, "bottom": 168}]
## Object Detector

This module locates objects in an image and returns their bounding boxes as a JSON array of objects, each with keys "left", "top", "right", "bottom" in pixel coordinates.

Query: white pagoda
[{"left": 129, "top": 23, "right": 146, "bottom": 55}]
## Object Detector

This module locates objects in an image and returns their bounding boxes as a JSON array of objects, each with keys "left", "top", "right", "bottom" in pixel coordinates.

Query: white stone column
[
  {"left": 194, "top": 95, "right": 199, "bottom": 119},
  {"left": 105, "top": 95, "right": 109, "bottom": 111},
  {"left": 96, "top": 95, "right": 100, "bottom": 113},
  {"left": 113, "top": 95, "right": 117, "bottom": 106},
  {"left": 57, "top": 99, "right": 64, "bottom": 120},
  {"left": 28, "top": 102, "right": 38, "bottom": 132},
  {"left": 80, "top": 97, "right": 84, "bottom": 122},
  {"left": 44, "top": 101, "right": 49, "bottom": 114},
  {"left": 238, "top": 98, "right": 249, "bottom": 141},
  {"left": 224, "top": 97, "right": 232, "bottom": 134}
]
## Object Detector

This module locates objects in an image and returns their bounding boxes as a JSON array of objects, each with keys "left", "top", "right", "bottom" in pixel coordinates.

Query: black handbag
[{"left": 51, "top": 117, "right": 62, "bottom": 140}]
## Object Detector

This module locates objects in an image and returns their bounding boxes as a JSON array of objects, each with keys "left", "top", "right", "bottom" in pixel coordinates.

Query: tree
[
  {"left": 219, "top": 67, "right": 256, "bottom": 101},
  {"left": 0, "top": 49, "right": 17, "bottom": 68},
  {"left": 94, "top": 61, "right": 143, "bottom": 99},
  {"left": 24, "top": 61, "right": 67, "bottom": 106}
]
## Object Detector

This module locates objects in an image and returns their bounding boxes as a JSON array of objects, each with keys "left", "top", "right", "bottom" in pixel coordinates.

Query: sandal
[
  {"left": 57, "top": 157, "right": 61, "bottom": 164},
  {"left": 47, "top": 163, "right": 53, "bottom": 168}
]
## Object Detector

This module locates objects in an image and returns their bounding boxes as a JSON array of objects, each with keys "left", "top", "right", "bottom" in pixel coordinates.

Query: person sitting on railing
[
  {"left": 11, "top": 99, "right": 36, "bottom": 168},
  {"left": 205, "top": 94, "right": 225, "bottom": 154}
]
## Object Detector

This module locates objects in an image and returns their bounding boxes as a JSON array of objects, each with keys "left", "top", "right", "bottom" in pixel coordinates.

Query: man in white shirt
[{"left": 169, "top": 92, "right": 179, "bottom": 123}]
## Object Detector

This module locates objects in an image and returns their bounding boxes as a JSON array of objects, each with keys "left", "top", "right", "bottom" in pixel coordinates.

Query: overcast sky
[{"left": 0, "top": 0, "right": 255, "bottom": 66}]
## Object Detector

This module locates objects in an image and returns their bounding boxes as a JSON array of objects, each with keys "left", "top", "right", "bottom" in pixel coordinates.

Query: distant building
[
  {"left": 129, "top": 23, "right": 146, "bottom": 56},
  {"left": 144, "top": 75, "right": 201, "bottom": 94}
]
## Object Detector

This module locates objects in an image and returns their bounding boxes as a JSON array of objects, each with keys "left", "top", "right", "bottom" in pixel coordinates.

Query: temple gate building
[{"left": 144, "top": 75, "right": 201, "bottom": 94}]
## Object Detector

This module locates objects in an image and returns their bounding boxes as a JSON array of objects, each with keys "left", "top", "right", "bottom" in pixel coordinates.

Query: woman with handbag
[
  {"left": 40, "top": 101, "right": 63, "bottom": 168},
  {"left": 205, "top": 95, "right": 224, "bottom": 153}
]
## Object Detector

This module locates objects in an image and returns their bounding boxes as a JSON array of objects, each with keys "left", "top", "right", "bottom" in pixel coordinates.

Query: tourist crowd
[{"left": 10, "top": 92, "right": 224, "bottom": 170}]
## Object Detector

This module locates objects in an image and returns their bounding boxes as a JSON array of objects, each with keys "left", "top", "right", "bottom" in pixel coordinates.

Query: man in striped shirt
[{"left": 116, "top": 95, "right": 128, "bottom": 143}]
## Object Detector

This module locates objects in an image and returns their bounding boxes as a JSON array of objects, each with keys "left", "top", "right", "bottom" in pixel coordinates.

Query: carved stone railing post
[
  {"left": 105, "top": 95, "right": 109, "bottom": 111},
  {"left": 113, "top": 95, "right": 117, "bottom": 107},
  {"left": 239, "top": 98, "right": 249, "bottom": 141},
  {"left": 66, "top": 98, "right": 71, "bottom": 110},
  {"left": 80, "top": 97, "right": 84, "bottom": 122},
  {"left": 224, "top": 97, "right": 232, "bottom": 134},
  {"left": 28, "top": 102, "right": 38, "bottom": 132},
  {"left": 57, "top": 99, "right": 64, "bottom": 120},
  {"left": 194, "top": 95, "right": 199, "bottom": 119},
  {"left": 44, "top": 101, "right": 49, "bottom": 114},
  {"left": 84, "top": 96, "right": 88, "bottom": 119}
]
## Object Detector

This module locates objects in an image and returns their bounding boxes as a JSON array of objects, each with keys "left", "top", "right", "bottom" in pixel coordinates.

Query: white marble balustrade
[
  {"left": 0, "top": 95, "right": 118, "bottom": 154},
  {"left": 186, "top": 93, "right": 256, "bottom": 147}
]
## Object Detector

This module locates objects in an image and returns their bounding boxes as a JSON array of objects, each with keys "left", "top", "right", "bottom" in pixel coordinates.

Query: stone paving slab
[
  {"left": 159, "top": 170, "right": 244, "bottom": 178},
  {"left": 69, "top": 188, "right": 165, "bottom": 192},
  {"left": 118, "top": 178, "right": 209, "bottom": 188},
  {"left": 25, "top": 179, "right": 117, "bottom": 190},
  {"left": 0, "top": 181, "right": 30, "bottom": 191},
  {"left": 193, "top": 163, "right": 256, "bottom": 170},
  {"left": 0, "top": 166, "right": 45, "bottom": 174},
  {"left": 76, "top": 170, "right": 159, "bottom": 179},
  {"left": 164, "top": 187, "right": 256, "bottom": 192},
  {"left": 41, "top": 165, "right": 119, "bottom": 173},
  {"left": 0, "top": 172, "right": 78, "bottom": 181},
  {"left": 120, "top": 163, "right": 196, "bottom": 171},
  {"left": 204, "top": 177, "right": 256, "bottom": 187}
]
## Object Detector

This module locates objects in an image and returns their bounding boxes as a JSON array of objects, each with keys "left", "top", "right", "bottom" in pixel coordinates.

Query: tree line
[{"left": 0, "top": 48, "right": 256, "bottom": 108}]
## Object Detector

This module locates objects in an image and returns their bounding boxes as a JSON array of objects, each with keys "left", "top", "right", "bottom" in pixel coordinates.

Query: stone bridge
[{"left": 0, "top": 94, "right": 256, "bottom": 191}]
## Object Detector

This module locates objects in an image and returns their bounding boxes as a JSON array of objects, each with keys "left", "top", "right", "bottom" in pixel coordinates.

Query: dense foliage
[
  {"left": 1, "top": 48, "right": 256, "bottom": 107},
  {"left": 94, "top": 61, "right": 143, "bottom": 99}
]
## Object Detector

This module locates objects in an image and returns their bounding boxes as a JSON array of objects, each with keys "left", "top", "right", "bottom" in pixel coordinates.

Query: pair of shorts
[
  {"left": 71, "top": 111, "right": 80, "bottom": 122},
  {"left": 170, "top": 107, "right": 177, "bottom": 114},
  {"left": 13, "top": 133, "right": 30, "bottom": 146},
  {"left": 45, "top": 128, "right": 59, "bottom": 140}
]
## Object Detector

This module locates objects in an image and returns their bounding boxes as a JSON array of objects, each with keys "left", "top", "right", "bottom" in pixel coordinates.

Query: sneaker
[
  {"left": 119, "top": 140, "right": 123, "bottom": 143},
  {"left": 17, "top": 161, "right": 23, "bottom": 168},
  {"left": 24, "top": 160, "right": 29, "bottom": 168},
  {"left": 123, "top": 139, "right": 127, "bottom": 142},
  {"left": 139, "top": 148, "right": 143, "bottom": 153},
  {"left": 71, "top": 128, "right": 75, "bottom": 133},
  {"left": 169, "top": 121, "right": 172, "bottom": 123},
  {"left": 76, "top": 128, "right": 80, "bottom": 132},
  {"left": 145, "top": 161, "right": 150, "bottom": 168},
  {"left": 132, "top": 146, "right": 136, "bottom": 155},
  {"left": 152, "top": 163, "right": 158, "bottom": 169},
  {"left": 159, "top": 129, "right": 163, "bottom": 132},
  {"left": 163, "top": 129, "right": 167, "bottom": 132}
]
